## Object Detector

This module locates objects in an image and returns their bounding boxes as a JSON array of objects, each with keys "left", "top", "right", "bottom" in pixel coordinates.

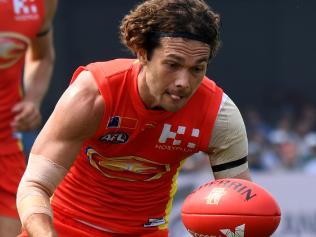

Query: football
[{"left": 181, "top": 178, "right": 281, "bottom": 237}]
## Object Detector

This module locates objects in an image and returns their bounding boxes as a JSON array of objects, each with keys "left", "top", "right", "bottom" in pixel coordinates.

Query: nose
[{"left": 174, "top": 70, "right": 190, "bottom": 89}]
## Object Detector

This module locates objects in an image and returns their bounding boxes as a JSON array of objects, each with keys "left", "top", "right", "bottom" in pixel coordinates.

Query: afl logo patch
[{"left": 99, "top": 132, "right": 129, "bottom": 144}]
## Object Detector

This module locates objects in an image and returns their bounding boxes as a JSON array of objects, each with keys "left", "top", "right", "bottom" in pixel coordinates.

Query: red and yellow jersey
[
  {"left": 52, "top": 59, "right": 223, "bottom": 234},
  {"left": 0, "top": 0, "right": 45, "bottom": 154}
]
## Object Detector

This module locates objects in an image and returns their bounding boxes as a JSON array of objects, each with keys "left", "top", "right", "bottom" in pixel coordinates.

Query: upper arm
[
  {"left": 31, "top": 70, "right": 105, "bottom": 169},
  {"left": 40, "top": 0, "right": 58, "bottom": 35},
  {"left": 26, "top": 0, "right": 58, "bottom": 61},
  {"left": 207, "top": 94, "right": 250, "bottom": 179}
]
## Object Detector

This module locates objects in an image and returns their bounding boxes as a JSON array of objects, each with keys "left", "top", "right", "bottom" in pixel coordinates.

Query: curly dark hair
[{"left": 120, "top": 0, "right": 221, "bottom": 60}]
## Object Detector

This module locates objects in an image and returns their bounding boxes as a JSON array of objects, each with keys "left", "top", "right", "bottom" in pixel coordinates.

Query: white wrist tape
[{"left": 16, "top": 154, "right": 68, "bottom": 226}]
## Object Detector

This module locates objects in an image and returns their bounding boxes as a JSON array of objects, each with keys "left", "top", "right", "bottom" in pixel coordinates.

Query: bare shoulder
[
  {"left": 31, "top": 70, "right": 104, "bottom": 164},
  {"left": 68, "top": 70, "right": 101, "bottom": 99},
  {"left": 60, "top": 70, "right": 104, "bottom": 118},
  {"left": 41, "top": 0, "right": 58, "bottom": 31},
  {"left": 52, "top": 70, "right": 105, "bottom": 139},
  {"left": 68, "top": 70, "right": 105, "bottom": 114}
]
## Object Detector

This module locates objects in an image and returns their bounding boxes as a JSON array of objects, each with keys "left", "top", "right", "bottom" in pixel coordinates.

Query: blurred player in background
[
  {"left": 0, "top": 0, "right": 58, "bottom": 236},
  {"left": 16, "top": 0, "right": 251, "bottom": 236}
]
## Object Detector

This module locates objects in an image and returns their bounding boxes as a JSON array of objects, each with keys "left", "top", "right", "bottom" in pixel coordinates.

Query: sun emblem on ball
[{"left": 205, "top": 187, "right": 227, "bottom": 205}]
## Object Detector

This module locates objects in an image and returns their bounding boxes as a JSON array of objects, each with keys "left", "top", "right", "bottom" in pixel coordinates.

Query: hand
[{"left": 11, "top": 100, "right": 42, "bottom": 132}]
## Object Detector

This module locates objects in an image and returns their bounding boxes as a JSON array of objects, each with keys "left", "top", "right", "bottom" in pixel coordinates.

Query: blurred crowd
[
  {"left": 182, "top": 102, "right": 316, "bottom": 175},
  {"left": 244, "top": 103, "right": 316, "bottom": 174}
]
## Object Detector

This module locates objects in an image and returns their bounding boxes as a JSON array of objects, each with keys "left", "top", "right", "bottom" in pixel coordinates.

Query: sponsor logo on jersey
[
  {"left": 107, "top": 116, "right": 138, "bottom": 129},
  {"left": 144, "top": 217, "right": 165, "bottom": 227},
  {"left": 187, "top": 224, "right": 245, "bottom": 237},
  {"left": 99, "top": 131, "right": 129, "bottom": 144},
  {"left": 205, "top": 188, "right": 227, "bottom": 205},
  {"left": 156, "top": 123, "right": 200, "bottom": 153},
  {"left": 13, "top": 0, "right": 40, "bottom": 21}
]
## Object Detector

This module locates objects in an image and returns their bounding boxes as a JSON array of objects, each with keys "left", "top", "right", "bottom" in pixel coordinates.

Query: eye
[
  {"left": 167, "top": 62, "right": 179, "bottom": 69},
  {"left": 192, "top": 66, "right": 205, "bottom": 73}
]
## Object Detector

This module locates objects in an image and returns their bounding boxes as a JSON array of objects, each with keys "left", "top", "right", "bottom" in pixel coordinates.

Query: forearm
[
  {"left": 23, "top": 31, "right": 55, "bottom": 107},
  {"left": 16, "top": 154, "right": 67, "bottom": 235},
  {"left": 23, "top": 54, "right": 55, "bottom": 107},
  {"left": 24, "top": 214, "right": 57, "bottom": 237}
]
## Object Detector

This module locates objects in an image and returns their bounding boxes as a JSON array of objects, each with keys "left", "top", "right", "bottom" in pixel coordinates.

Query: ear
[{"left": 137, "top": 49, "right": 148, "bottom": 65}]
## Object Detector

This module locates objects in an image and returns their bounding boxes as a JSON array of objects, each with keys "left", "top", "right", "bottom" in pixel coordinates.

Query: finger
[
  {"left": 13, "top": 105, "right": 35, "bottom": 124},
  {"left": 22, "top": 110, "right": 41, "bottom": 124},
  {"left": 14, "top": 114, "right": 42, "bottom": 132},
  {"left": 13, "top": 114, "right": 41, "bottom": 131},
  {"left": 12, "top": 109, "right": 39, "bottom": 128},
  {"left": 11, "top": 102, "right": 25, "bottom": 113},
  {"left": 14, "top": 121, "right": 33, "bottom": 132}
]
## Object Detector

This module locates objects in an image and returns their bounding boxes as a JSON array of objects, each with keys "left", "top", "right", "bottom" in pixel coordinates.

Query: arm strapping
[{"left": 16, "top": 154, "right": 68, "bottom": 226}]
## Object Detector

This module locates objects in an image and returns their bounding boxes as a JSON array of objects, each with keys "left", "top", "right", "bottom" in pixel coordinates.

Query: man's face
[{"left": 139, "top": 37, "right": 210, "bottom": 112}]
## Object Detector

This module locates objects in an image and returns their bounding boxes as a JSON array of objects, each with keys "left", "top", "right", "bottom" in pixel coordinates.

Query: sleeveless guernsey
[
  {"left": 52, "top": 59, "right": 223, "bottom": 234},
  {"left": 0, "top": 0, "right": 45, "bottom": 154}
]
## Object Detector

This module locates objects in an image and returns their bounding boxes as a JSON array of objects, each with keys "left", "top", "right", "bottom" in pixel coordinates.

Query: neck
[{"left": 137, "top": 67, "right": 159, "bottom": 110}]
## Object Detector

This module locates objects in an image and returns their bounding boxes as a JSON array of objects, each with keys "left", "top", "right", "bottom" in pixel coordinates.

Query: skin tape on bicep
[{"left": 16, "top": 154, "right": 68, "bottom": 226}]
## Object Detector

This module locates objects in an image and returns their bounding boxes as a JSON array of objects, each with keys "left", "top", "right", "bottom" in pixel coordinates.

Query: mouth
[{"left": 166, "top": 91, "right": 186, "bottom": 101}]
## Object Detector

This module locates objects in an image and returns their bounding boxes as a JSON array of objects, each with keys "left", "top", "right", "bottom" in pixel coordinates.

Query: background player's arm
[
  {"left": 17, "top": 70, "right": 104, "bottom": 236},
  {"left": 207, "top": 95, "right": 251, "bottom": 180},
  {"left": 11, "top": 0, "right": 58, "bottom": 132}
]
